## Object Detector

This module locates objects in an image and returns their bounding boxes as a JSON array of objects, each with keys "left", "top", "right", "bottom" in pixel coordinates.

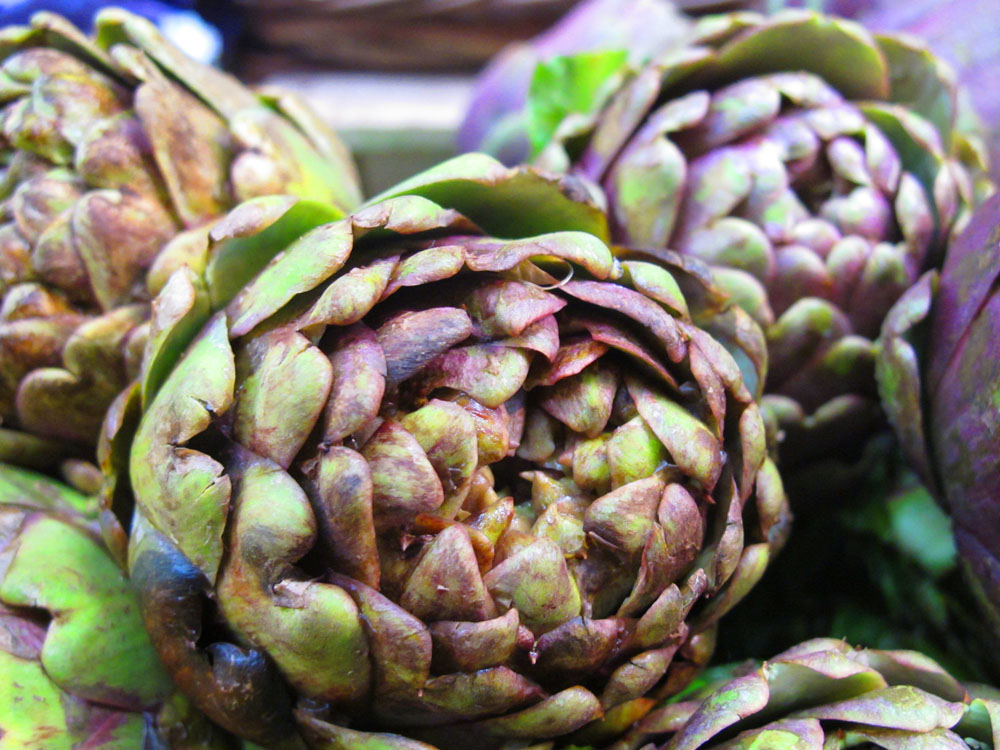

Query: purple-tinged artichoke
[
  {"left": 0, "top": 9, "right": 361, "bottom": 473},
  {"left": 105, "top": 153, "right": 790, "bottom": 749},
  {"left": 877, "top": 191, "right": 1000, "bottom": 644},
  {"left": 490, "top": 8, "right": 990, "bottom": 484},
  {"left": 0, "top": 462, "right": 233, "bottom": 749},
  {"left": 612, "top": 637, "right": 1000, "bottom": 750}
]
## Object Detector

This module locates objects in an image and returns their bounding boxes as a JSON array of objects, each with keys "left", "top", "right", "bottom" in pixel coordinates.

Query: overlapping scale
[
  {"left": 612, "top": 638, "right": 1000, "bottom": 750},
  {"left": 0, "top": 463, "right": 232, "bottom": 749}
]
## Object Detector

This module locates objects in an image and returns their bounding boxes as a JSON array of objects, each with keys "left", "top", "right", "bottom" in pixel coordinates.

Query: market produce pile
[{"left": 1, "top": 3, "right": 999, "bottom": 749}]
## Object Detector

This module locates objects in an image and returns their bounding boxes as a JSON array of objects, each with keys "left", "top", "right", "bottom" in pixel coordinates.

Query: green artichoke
[
  {"left": 0, "top": 9, "right": 361, "bottom": 471},
  {"left": 0, "top": 462, "right": 235, "bottom": 749},
  {"left": 510, "top": 8, "right": 990, "bottom": 480},
  {"left": 107, "top": 154, "right": 790, "bottom": 749},
  {"left": 615, "top": 637, "right": 1000, "bottom": 750}
]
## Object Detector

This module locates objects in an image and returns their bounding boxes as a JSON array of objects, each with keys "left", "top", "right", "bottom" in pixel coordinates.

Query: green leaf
[
  {"left": 131, "top": 314, "right": 236, "bottom": 585},
  {"left": 861, "top": 103, "right": 945, "bottom": 217},
  {"left": 0, "top": 462, "right": 95, "bottom": 518},
  {"left": 0, "top": 651, "right": 71, "bottom": 750},
  {"left": 955, "top": 698, "right": 1000, "bottom": 748},
  {"left": 0, "top": 516, "right": 174, "bottom": 708},
  {"left": 701, "top": 11, "right": 889, "bottom": 101},
  {"left": 526, "top": 50, "right": 629, "bottom": 157}
]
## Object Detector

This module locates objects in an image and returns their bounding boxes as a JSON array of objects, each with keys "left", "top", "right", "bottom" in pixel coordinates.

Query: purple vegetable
[{"left": 878, "top": 191, "right": 1000, "bottom": 624}]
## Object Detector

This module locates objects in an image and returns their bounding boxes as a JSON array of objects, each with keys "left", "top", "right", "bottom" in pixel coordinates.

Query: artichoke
[
  {"left": 0, "top": 9, "right": 361, "bottom": 470},
  {"left": 877, "top": 191, "right": 1000, "bottom": 652},
  {"left": 489, "top": 8, "right": 990, "bottom": 480},
  {"left": 0, "top": 462, "right": 232, "bottom": 748},
  {"left": 615, "top": 637, "right": 1000, "bottom": 750},
  {"left": 107, "top": 154, "right": 790, "bottom": 749}
]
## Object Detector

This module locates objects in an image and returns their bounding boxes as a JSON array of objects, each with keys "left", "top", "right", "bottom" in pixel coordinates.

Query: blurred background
[{"left": 5, "top": 0, "right": 996, "bottom": 194}]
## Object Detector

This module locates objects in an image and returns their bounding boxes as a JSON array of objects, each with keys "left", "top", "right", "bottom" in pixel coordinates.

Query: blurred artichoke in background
[
  {"left": 106, "top": 154, "right": 790, "bottom": 749},
  {"left": 615, "top": 637, "right": 1000, "bottom": 750},
  {"left": 0, "top": 9, "right": 361, "bottom": 474},
  {"left": 475, "top": 8, "right": 990, "bottom": 489},
  {"left": 878, "top": 191, "right": 1000, "bottom": 656},
  {"left": 0, "top": 462, "right": 233, "bottom": 748}
]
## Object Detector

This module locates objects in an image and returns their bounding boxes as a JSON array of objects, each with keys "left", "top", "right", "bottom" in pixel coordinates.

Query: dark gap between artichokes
[
  {"left": 0, "top": 9, "right": 361, "bottom": 476},
  {"left": 102, "top": 154, "right": 791, "bottom": 750}
]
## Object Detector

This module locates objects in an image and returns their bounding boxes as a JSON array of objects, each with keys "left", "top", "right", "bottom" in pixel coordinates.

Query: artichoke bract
[
  {"left": 878, "top": 192, "right": 1000, "bottom": 649},
  {"left": 112, "top": 154, "right": 790, "bottom": 750},
  {"left": 500, "top": 8, "right": 989, "bottom": 479},
  {"left": 0, "top": 9, "right": 361, "bottom": 470},
  {"left": 614, "top": 637, "right": 1000, "bottom": 750},
  {"left": 0, "top": 463, "right": 233, "bottom": 749}
]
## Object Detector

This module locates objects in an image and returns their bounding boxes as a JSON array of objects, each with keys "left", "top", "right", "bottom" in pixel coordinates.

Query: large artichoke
[
  {"left": 614, "top": 637, "right": 1000, "bottom": 750},
  {"left": 0, "top": 9, "right": 361, "bottom": 470},
  {"left": 487, "top": 8, "right": 990, "bottom": 480},
  {"left": 877, "top": 191, "right": 1000, "bottom": 653},
  {"left": 0, "top": 462, "right": 232, "bottom": 748},
  {"left": 107, "top": 154, "right": 790, "bottom": 749}
]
